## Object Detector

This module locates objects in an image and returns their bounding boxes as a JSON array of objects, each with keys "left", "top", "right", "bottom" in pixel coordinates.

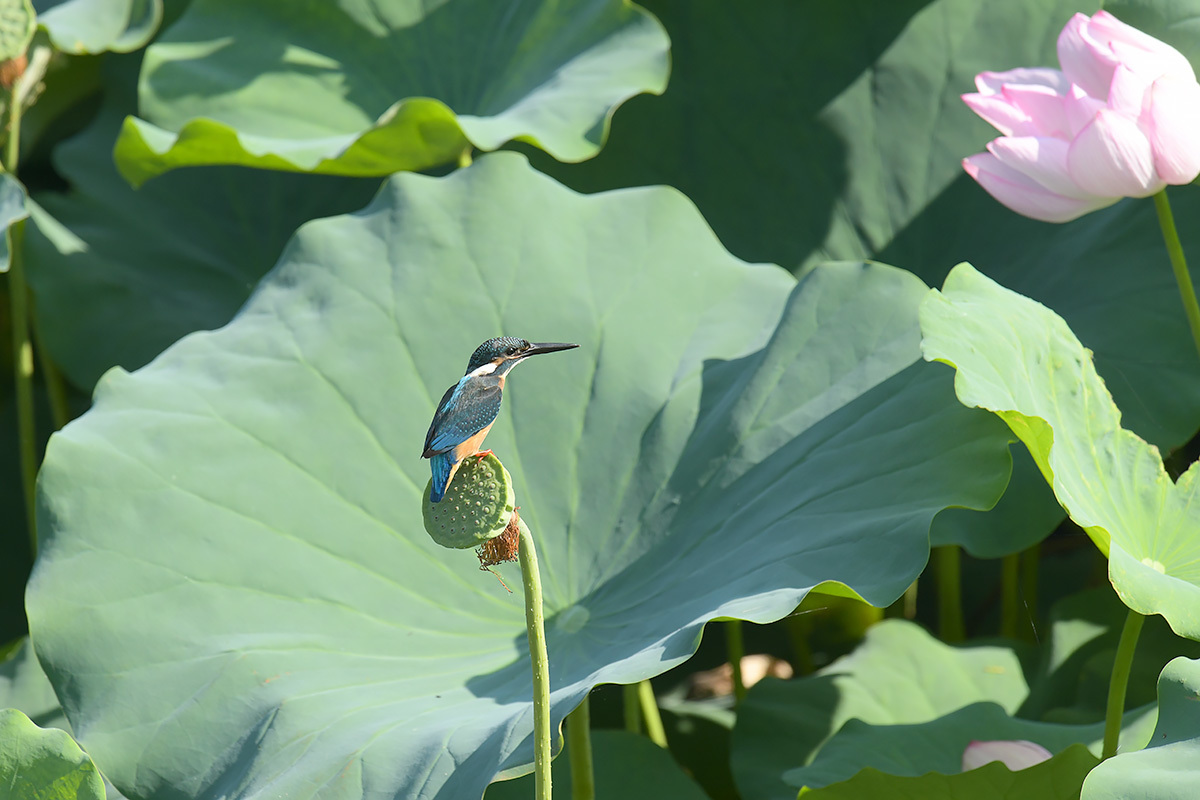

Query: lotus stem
[
  {"left": 566, "top": 693, "right": 595, "bottom": 800},
  {"left": 936, "top": 545, "right": 965, "bottom": 642},
  {"left": 9, "top": 222, "right": 34, "bottom": 555},
  {"left": 623, "top": 683, "right": 641, "bottom": 734},
  {"left": 33, "top": 320, "right": 69, "bottom": 430},
  {"left": 1153, "top": 189, "right": 1200, "bottom": 364},
  {"left": 1102, "top": 609, "right": 1145, "bottom": 760},
  {"left": 636, "top": 680, "right": 668, "bottom": 748},
  {"left": 727, "top": 619, "right": 747, "bottom": 703},
  {"left": 516, "top": 517, "right": 551, "bottom": 800},
  {"left": 1020, "top": 544, "right": 1039, "bottom": 641},
  {"left": 1000, "top": 553, "right": 1019, "bottom": 638}
]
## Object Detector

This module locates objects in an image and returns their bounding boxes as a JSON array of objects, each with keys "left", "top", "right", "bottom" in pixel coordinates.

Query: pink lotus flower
[
  {"left": 962, "top": 739, "right": 1053, "bottom": 772},
  {"left": 963, "top": 10, "right": 1200, "bottom": 223}
]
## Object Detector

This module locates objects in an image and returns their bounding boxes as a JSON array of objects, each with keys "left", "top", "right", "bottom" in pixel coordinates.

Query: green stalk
[
  {"left": 1019, "top": 544, "right": 1039, "bottom": 642},
  {"left": 32, "top": 319, "right": 69, "bottom": 430},
  {"left": 1102, "top": 609, "right": 1145, "bottom": 760},
  {"left": 936, "top": 545, "right": 965, "bottom": 642},
  {"left": 1153, "top": 189, "right": 1200, "bottom": 363},
  {"left": 516, "top": 518, "right": 551, "bottom": 800},
  {"left": 623, "top": 683, "right": 641, "bottom": 733},
  {"left": 566, "top": 692, "right": 595, "bottom": 800},
  {"left": 636, "top": 680, "right": 668, "bottom": 749},
  {"left": 9, "top": 220, "right": 34, "bottom": 555},
  {"left": 1000, "top": 553, "right": 1019, "bottom": 639},
  {"left": 727, "top": 619, "right": 746, "bottom": 703}
]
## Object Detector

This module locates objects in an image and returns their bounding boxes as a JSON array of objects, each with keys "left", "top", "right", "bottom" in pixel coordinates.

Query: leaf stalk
[
  {"left": 566, "top": 693, "right": 595, "bottom": 800},
  {"left": 1153, "top": 189, "right": 1200, "bottom": 363},
  {"left": 1102, "top": 609, "right": 1145, "bottom": 760},
  {"left": 517, "top": 516, "right": 552, "bottom": 800}
]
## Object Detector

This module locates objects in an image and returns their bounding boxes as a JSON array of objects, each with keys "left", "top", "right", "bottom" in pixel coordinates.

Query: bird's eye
[{"left": 506, "top": 346, "right": 518, "bottom": 355}]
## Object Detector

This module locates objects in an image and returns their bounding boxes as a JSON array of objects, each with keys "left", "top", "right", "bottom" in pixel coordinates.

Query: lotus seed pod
[{"left": 423, "top": 453, "right": 515, "bottom": 549}]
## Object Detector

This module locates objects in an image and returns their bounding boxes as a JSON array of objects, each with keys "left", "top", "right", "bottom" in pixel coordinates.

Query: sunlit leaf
[
  {"left": 921, "top": 263, "right": 1200, "bottom": 640},
  {"left": 113, "top": 0, "right": 670, "bottom": 185},
  {"left": 0, "top": 707, "right": 104, "bottom": 800}
]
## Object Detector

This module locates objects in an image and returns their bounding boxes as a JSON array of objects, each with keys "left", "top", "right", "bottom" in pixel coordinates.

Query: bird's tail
[{"left": 429, "top": 452, "right": 457, "bottom": 503}]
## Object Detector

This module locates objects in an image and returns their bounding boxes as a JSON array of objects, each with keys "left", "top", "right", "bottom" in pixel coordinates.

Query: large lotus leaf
[
  {"left": 922, "top": 263, "right": 1200, "bottom": 640},
  {"left": 1082, "top": 656, "right": 1200, "bottom": 800},
  {"left": 0, "top": 708, "right": 104, "bottom": 800},
  {"left": 25, "top": 53, "right": 382, "bottom": 389},
  {"left": 731, "top": 619, "right": 1033, "bottom": 800},
  {"left": 27, "top": 153, "right": 1010, "bottom": 800},
  {"left": 801, "top": 745, "right": 1099, "bottom": 800},
  {"left": 112, "top": 0, "right": 670, "bottom": 186},
  {"left": 33, "top": 0, "right": 161, "bottom": 53},
  {"left": 484, "top": 729, "right": 708, "bottom": 800},
  {"left": 526, "top": 0, "right": 1200, "bottom": 557},
  {"left": 782, "top": 703, "right": 1153, "bottom": 792}
]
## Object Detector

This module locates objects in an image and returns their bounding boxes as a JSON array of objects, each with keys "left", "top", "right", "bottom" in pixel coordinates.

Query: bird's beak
[{"left": 522, "top": 342, "right": 579, "bottom": 358}]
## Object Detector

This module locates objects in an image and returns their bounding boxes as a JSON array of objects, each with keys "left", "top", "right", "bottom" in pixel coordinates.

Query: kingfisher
[{"left": 422, "top": 337, "right": 578, "bottom": 502}]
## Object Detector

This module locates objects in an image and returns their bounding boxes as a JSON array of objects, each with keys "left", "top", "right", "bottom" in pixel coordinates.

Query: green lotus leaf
[
  {"left": 33, "top": 0, "right": 161, "bottom": 54},
  {"left": 25, "top": 54, "right": 382, "bottom": 389},
  {"left": 783, "top": 703, "right": 1150, "bottom": 793},
  {"left": 1082, "top": 656, "right": 1200, "bottom": 800},
  {"left": 732, "top": 619, "right": 1033, "bottom": 800},
  {"left": 801, "top": 745, "right": 1099, "bottom": 800},
  {"left": 112, "top": 0, "right": 670, "bottom": 186},
  {"left": 922, "top": 263, "right": 1200, "bottom": 639},
  {"left": 0, "top": 708, "right": 104, "bottom": 800},
  {"left": 530, "top": 0, "right": 1200, "bottom": 558},
  {"left": 28, "top": 153, "right": 1010, "bottom": 799},
  {"left": 485, "top": 729, "right": 708, "bottom": 800}
]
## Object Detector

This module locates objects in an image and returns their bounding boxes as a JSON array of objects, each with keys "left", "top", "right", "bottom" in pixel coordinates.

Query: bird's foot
[{"left": 474, "top": 450, "right": 494, "bottom": 461}]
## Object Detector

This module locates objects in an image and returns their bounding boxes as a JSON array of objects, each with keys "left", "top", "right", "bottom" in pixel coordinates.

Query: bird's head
[{"left": 465, "top": 337, "right": 578, "bottom": 377}]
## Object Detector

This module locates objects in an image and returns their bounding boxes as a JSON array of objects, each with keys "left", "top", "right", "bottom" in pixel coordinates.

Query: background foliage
[{"left": 2, "top": 0, "right": 1199, "bottom": 798}]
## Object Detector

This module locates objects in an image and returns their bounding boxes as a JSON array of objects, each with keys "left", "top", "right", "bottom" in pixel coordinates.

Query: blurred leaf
[
  {"left": 33, "top": 0, "right": 161, "bottom": 54},
  {"left": 657, "top": 693, "right": 738, "bottom": 800},
  {"left": 1021, "top": 587, "right": 1200, "bottom": 724},
  {"left": 484, "top": 729, "right": 708, "bottom": 800},
  {"left": 802, "top": 744, "right": 1098, "bottom": 800},
  {"left": 1082, "top": 656, "right": 1200, "bottom": 799},
  {"left": 528, "top": 0, "right": 1200, "bottom": 558},
  {"left": 28, "top": 153, "right": 1010, "bottom": 800},
  {"left": 25, "top": 54, "right": 382, "bottom": 388},
  {"left": 0, "top": 638, "right": 65, "bottom": 732},
  {"left": 731, "top": 620, "right": 1033, "bottom": 800},
  {"left": 0, "top": 172, "right": 29, "bottom": 272},
  {"left": 783, "top": 703, "right": 1148, "bottom": 792},
  {"left": 113, "top": 0, "right": 670, "bottom": 185},
  {"left": 922, "top": 263, "right": 1200, "bottom": 640},
  {"left": 0, "top": 707, "right": 104, "bottom": 800}
]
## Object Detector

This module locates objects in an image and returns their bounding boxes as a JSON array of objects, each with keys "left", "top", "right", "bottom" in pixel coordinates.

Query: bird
[{"left": 422, "top": 337, "right": 578, "bottom": 502}]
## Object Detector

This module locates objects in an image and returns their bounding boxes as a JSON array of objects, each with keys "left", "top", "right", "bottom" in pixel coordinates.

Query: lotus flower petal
[
  {"left": 962, "top": 151, "right": 1116, "bottom": 223},
  {"left": 1067, "top": 108, "right": 1161, "bottom": 197},
  {"left": 986, "top": 136, "right": 1079, "bottom": 197},
  {"left": 1144, "top": 75, "right": 1200, "bottom": 184},
  {"left": 1058, "top": 12, "right": 1120, "bottom": 98}
]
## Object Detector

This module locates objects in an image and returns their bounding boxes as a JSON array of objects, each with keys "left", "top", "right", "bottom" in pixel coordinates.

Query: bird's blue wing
[{"left": 422, "top": 377, "right": 503, "bottom": 457}]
